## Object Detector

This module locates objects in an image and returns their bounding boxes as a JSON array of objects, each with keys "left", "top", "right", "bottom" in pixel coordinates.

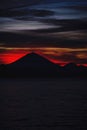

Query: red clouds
[
  {"left": 0, "top": 50, "right": 28, "bottom": 64},
  {"left": 0, "top": 47, "right": 87, "bottom": 67}
]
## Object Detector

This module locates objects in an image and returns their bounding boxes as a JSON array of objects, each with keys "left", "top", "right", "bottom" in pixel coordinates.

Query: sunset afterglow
[
  {"left": 0, "top": 47, "right": 87, "bottom": 66},
  {"left": 0, "top": 0, "right": 87, "bottom": 66}
]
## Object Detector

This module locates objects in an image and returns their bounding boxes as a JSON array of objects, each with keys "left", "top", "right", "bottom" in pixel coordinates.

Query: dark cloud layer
[
  {"left": 0, "top": 0, "right": 87, "bottom": 65},
  {"left": 0, "top": 0, "right": 87, "bottom": 9},
  {"left": 0, "top": 0, "right": 41, "bottom": 9},
  {"left": 56, "top": 54, "right": 87, "bottom": 64},
  {"left": 0, "top": 9, "right": 54, "bottom": 18},
  {"left": 0, "top": 31, "right": 87, "bottom": 48}
]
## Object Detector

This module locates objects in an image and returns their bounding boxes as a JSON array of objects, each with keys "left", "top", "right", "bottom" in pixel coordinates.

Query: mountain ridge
[
  {"left": 8, "top": 52, "right": 58, "bottom": 68},
  {"left": 0, "top": 52, "right": 87, "bottom": 78}
]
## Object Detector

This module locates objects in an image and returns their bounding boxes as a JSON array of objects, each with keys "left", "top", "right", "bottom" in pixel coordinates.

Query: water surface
[{"left": 0, "top": 78, "right": 87, "bottom": 130}]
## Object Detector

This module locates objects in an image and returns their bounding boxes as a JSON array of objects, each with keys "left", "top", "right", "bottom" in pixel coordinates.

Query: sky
[{"left": 0, "top": 0, "right": 87, "bottom": 66}]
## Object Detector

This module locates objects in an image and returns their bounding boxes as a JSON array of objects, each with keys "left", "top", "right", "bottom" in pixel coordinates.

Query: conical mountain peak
[
  {"left": 6, "top": 52, "right": 58, "bottom": 77},
  {"left": 2, "top": 52, "right": 87, "bottom": 77},
  {"left": 8, "top": 52, "right": 55, "bottom": 68},
  {"left": 24, "top": 52, "right": 45, "bottom": 59},
  {"left": 25, "top": 52, "right": 40, "bottom": 57}
]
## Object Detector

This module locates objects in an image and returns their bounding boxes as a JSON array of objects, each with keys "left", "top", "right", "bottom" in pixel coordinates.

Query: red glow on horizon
[
  {"left": 0, "top": 51, "right": 65, "bottom": 66},
  {"left": 0, "top": 51, "right": 87, "bottom": 67},
  {"left": 82, "top": 64, "right": 87, "bottom": 67},
  {"left": 0, "top": 53, "right": 28, "bottom": 64},
  {"left": 34, "top": 51, "right": 65, "bottom": 65}
]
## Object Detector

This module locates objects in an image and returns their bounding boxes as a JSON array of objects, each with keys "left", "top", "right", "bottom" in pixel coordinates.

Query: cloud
[
  {"left": 47, "top": 51, "right": 87, "bottom": 64},
  {"left": 0, "top": 46, "right": 87, "bottom": 65},
  {"left": 0, "top": 29, "right": 87, "bottom": 49},
  {"left": 66, "top": 5, "right": 87, "bottom": 12},
  {"left": 0, "top": 0, "right": 87, "bottom": 65},
  {"left": 0, "top": 18, "right": 56, "bottom": 32},
  {"left": 0, "top": 0, "right": 41, "bottom": 9},
  {"left": 0, "top": 9, "right": 54, "bottom": 18}
]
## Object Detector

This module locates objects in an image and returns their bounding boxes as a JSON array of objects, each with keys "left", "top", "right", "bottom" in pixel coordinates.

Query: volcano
[
  {"left": 8, "top": 52, "right": 57, "bottom": 68},
  {"left": 1, "top": 52, "right": 87, "bottom": 78},
  {"left": 6, "top": 53, "right": 59, "bottom": 77}
]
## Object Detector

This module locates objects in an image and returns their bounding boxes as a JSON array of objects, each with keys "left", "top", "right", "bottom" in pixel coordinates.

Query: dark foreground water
[{"left": 0, "top": 78, "right": 87, "bottom": 130}]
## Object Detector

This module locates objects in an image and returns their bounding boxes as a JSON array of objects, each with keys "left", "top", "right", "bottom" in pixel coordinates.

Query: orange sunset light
[{"left": 0, "top": 47, "right": 87, "bottom": 66}]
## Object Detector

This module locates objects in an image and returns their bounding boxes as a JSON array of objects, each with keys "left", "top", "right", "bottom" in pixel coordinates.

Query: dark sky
[{"left": 0, "top": 0, "right": 87, "bottom": 65}]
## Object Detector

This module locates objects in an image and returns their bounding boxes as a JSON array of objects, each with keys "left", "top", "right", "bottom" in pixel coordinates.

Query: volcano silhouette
[
  {"left": 8, "top": 53, "right": 56, "bottom": 67},
  {"left": 7, "top": 52, "right": 59, "bottom": 77},
  {"left": 1, "top": 52, "right": 87, "bottom": 78}
]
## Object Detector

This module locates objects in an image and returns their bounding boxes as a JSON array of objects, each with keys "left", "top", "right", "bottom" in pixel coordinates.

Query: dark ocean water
[{"left": 0, "top": 78, "right": 87, "bottom": 130}]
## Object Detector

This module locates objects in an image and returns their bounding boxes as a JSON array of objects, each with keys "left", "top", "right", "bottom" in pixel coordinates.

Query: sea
[{"left": 0, "top": 78, "right": 87, "bottom": 130}]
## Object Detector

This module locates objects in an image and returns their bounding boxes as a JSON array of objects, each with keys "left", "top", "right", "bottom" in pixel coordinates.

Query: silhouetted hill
[
  {"left": 0, "top": 53, "right": 87, "bottom": 78},
  {"left": 8, "top": 53, "right": 57, "bottom": 68},
  {"left": 0, "top": 64, "right": 7, "bottom": 77},
  {"left": 63, "top": 63, "right": 78, "bottom": 73},
  {"left": 63, "top": 63, "right": 87, "bottom": 77},
  {"left": 6, "top": 53, "right": 59, "bottom": 77}
]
